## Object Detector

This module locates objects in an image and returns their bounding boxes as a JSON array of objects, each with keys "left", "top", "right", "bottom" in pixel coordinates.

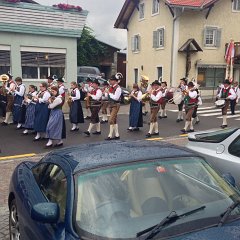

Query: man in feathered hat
[
  {"left": 105, "top": 73, "right": 123, "bottom": 140},
  {"left": 56, "top": 77, "right": 66, "bottom": 108}
]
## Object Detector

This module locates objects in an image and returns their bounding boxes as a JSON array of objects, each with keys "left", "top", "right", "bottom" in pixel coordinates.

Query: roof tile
[{"left": 167, "top": 0, "right": 217, "bottom": 8}]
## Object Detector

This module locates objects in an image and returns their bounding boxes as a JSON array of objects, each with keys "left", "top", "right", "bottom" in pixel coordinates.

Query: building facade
[
  {"left": 0, "top": 0, "right": 88, "bottom": 87},
  {"left": 115, "top": 0, "right": 240, "bottom": 95}
]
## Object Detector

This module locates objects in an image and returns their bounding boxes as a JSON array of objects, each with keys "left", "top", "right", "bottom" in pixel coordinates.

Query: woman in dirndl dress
[
  {"left": 33, "top": 82, "right": 51, "bottom": 141},
  {"left": 22, "top": 85, "right": 38, "bottom": 135},
  {"left": 45, "top": 86, "right": 66, "bottom": 148},
  {"left": 69, "top": 81, "right": 84, "bottom": 131},
  {"left": 128, "top": 83, "right": 143, "bottom": 131}
]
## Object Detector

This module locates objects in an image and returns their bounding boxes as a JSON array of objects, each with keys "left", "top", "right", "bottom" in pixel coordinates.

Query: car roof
[{"left": 46, "top": 140, "right": 198, "bottom": 173}]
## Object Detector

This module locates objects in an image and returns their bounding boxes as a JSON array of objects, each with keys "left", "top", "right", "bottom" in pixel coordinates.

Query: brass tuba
[
  {"left": 140, "top": 75, "right": 149, "bottom": 89},
  {"left": 0, "top": 74, "right": 9, "bottom": 82},
  {"left": 141, "top": 92, "right": 150, "bottom": 102}
]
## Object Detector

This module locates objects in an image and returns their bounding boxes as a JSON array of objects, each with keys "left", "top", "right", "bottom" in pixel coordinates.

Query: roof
[
  {"left": 165, "top": 0, "right": 219, "bottom": 8},
  {"left": 115, "top": 0, "right": 220, "bottom": 29},
  {"left": 47, "top": 140, "right": 198, "bottom": 173},
  {"left": 179, "top": 38, "right": 203, "bottom": 52}
]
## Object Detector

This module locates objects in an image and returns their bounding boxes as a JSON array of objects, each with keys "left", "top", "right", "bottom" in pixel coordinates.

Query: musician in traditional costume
[
  {"left": 105, "top": 73, "right": 123, "bottom": 140},
  {"left": 0, "top": 75, "right": 8, "bottom": 121},
  {"left": 146, "top": 80, "right": 163, "bottom": 138},
  {"left": 181, "top": 82, "right": 198, "bottom": 133},
  {"left": 47, "top": 75, "right": 57, "bottom": 88},
  {"left": 82, "top": 77, "right": 93, "bottom": 119},
  {"left": 1, "top": 73, "right": 16, "bottom": 125},
  {"left": 216, "top": 79, "right": 236, "bottom": 128},
  {"left": 158, "top": 81, "right": 168, "bottom": 119},
  {"left": 101, "top": 81, "right": 109, "bottom": 123},
  {"left": 230, "top": 81, "right": 239, "bottom": 115},
  {"left": 192, "top": 88, "right": 202, "bottom": 125},
  {"left": 56, "top": 77, "right": 66, "bottom": 107},
  {"left": 140, "top": 75, "right": 149, "bottom": 116},
  {"left": 12, "top": 77, "right": 26, "bottom": 129},
  {"left": 69, "top": 81, "right": 84, "bottom": 131},
  {"left": 33, "top": 82, "right": 51, "bottom": 141},
  {"left": 45, "top": 86, "right": 66, "bottom": 148},
  {"left": 128, "top": 83, "right": 143, "bottom": 131},
  {"left": 22, "top": 85, "right": 38, "bottom": 135},
  {"left": 84, "top": 79, "right": 102, "bottom": 136},
  {"left": 176, "top": 78, "right": 188, "bottom": 123}
]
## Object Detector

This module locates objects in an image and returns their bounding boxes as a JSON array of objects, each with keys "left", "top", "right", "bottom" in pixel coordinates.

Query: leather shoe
[
  {"left": 84, "top": 131, "right": 90, "bottom": 136},
  {"left": 105, "top": 137, "right": 114, "bottom": 141},
  {"left": 54, "top": 143, "right": 63, "bottom": 147},
  {"left": 221, "top": 125, "right": 228, "bottom": 129},
  {"left": 188, "top": 129, "right": 194, "bottom": 132},
  {"left": 176, "top": 119, "right": 181, "bottom": 123},
  {"left": 152, "top": 132, "right": 159, "bottom": 136},
  {"left": 33, "top": 138, "right": 41, "bottom": 142},
  {"left": 92, "top": 131, "right": 101, "bottom": 135},
  {"left": 114, "top": 136, "right": 120, "bottom": 140},
  {"left": 70, "top": 128, "right": 79, "bottom": 132},
  {"left": 1, "top": 122, "right": 8, "bottom": 126},
  {"left": 133, "top": 128, "right": 139, "bottom": 131},
  {"left": 44, "top": 144, "right": 53, "bottom": 148},
  {"left": 145, "top": 133, "right": 152, "bottom": 138},
  {"left": 181, "top": 129, "right": 187, "bottom": 134}
]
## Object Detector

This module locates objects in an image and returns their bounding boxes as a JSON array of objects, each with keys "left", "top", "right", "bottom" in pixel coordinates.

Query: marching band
[{"left": 1, "top": 72, "right": 240, "bottom": 148}]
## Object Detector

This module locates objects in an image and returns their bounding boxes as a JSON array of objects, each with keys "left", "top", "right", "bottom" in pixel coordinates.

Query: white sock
[
  {"left": 87, "top": 123, "right": 94, "bottom": 133},
  {"left": 108, "top": 125, "right": 114, "bottom": 138},
  {"left": 23, "top": 129, "right": 28, "bottom": 134},
  {"left": 128, "top": 126, "right": 133, "bottom": 129},
  {"left": 96, "top": 122, "right": 101, "bottom": 132},
  {"left": 160, "top": 110, "right": 163, "bottom": 117},
  {"left": 87, "top": 108, "right": 91, "bottom": 117},
  {"left": 184, "top": 121, "right": 190, "bottom": 131},
  {"left": 114, "top": 124, "right": 119, "bottom": 137},
  {"left": 190, "top": 119, "right": 194, "bottom": 130},
  {"left": 46, "top": 139, "right": 53, "bottom": 146},
  {"left": 222, "top": 115, "right": 227, "bottom": 125},
  {"left": 164, "top": 109, "right": 167, "bottom": 116},
  {"left": 180, "top": 111, "right": 184, "bottom": 120},
  {"left": 154, "top": 122, "right": 159, "bottom": 133},
  {"left": 196, "top": 115, "right": 199, "bottom": 122},
  {"left": 57, "top": 140, "right": 63, "bottom": 144},
  {"left": 4, "top": 112, "right": 10, "bottom": 124},
  {"left": 17, "top": 123, "right": 22, "bottom": 128},
  {"left": 177, "top": 112, "right": 181, "bottom": 119},
  {"left": 149, "top": 123, "right": 154, "bottom": 134},
  {"left": 35, "top": 132, "right": 41, "bottom": 139},
  {"left": 71, "top": 124, "right": 77, "bottom": 130}
]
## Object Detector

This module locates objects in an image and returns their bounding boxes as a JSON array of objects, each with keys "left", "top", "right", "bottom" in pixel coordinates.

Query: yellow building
[{"left": 115, "top": 0, "right": 240, "bottom": 96}]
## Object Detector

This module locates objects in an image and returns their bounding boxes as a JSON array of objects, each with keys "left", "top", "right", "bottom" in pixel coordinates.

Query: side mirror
[
  {"left": 222, "top": 173, "right": 236, "bottom": 187},
  {"left": 31, "top": 202, "right": 59, "bottom": 224}
]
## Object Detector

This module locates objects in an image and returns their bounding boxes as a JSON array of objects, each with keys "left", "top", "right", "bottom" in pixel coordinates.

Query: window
[
  {"left": 32, "top": 164, "right": 67, "bottom": 222},
  {"left": 0, "top": 50, "right": 10, "bottom": 75},
  {"left": 197, "top": 67, "right": 225, "bottom": 88},
  {"left": 152, "top": 0, "right": 159, "bottom": 15},
  {"left": 153, "top": 28, "right": 165, "bottom": 48},
  {"left": 233, "top": 0, "right": 240, "bottom": 11},
  {"left": 157, "top": 67, "right": 163, "bottom": 81},
  {"left": 229, "top": 136, "right": 240, "bottom": 157},
  {"left": 21, "top": 51, "right": 66, "bottom": 80},
  {"left": 131, "top": 35, "right": 141, "bottom": 52},
  {"left": 203, "top": 27, "right": 221, "bottom": 47},
  {"left": 134, "top": 68, "right": 138, "bottom": 84},
  {"left": 139, "top": 3, "right": 145, "bottom": 19}
]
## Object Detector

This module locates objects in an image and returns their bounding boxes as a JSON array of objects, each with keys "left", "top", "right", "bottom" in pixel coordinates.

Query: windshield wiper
[
  {"left": 218, "top": 199, "right": 240, "bottom": 227},
  {"left": 136, "top": 205, "right": 206, "bottom": 239}
]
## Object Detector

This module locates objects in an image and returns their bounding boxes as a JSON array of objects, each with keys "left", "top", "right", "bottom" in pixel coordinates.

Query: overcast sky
[{"left": 36, "top": 0, "right": 127, "bottom": 49}]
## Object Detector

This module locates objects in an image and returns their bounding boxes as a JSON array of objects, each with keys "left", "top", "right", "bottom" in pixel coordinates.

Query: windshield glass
[{"left": 74, "top": 157, "right": 240, "bottom": 239}]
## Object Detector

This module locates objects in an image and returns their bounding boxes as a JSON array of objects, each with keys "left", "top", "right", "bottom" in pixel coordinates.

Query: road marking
[
  {"left": 168, "top": 106, "right": 216, "bottom": 112},
  {"left": 200, "top": 110, "right": 240, "bottom": 117},
  {"left": 146, "top": 137, "right": 163, "bottom": 141},
  {"left": 217, "top": 114, "right": 240, "bottom": 119},
  {"left": 179, "top": 134, "right": 188, "bottom": 137},
  {"left": 0, "top": 153, "right": 36, "bottom": 161}
]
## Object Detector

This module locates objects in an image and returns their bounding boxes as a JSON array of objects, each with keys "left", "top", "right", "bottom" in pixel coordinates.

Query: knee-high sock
[
  {"left": 87, "top": 123, "right": 94, "bottom": 133},
  {"left": 159, "top": 109, "right": 163, "bottom": 117},
  {"left": 222, "top": 115, "right": 227, "bottom": 125},
  {"left": 148, "top": 123, "right": 154, "bottom": 134},
  {"left": 96, "top": 122, "right": 101, "bottom": 132},
  {"left": 177, "top": 112, "right": 181, "bottom": 120},
  {"left": 184, "top": 121, "right": 190, "bottom": 130},
  {"left": 190, "top": 119, "right": 194, "bottom": 130},
  {"left": 154, "top": 122, "right": 159, "bottom": 133},
  {"left": 164, "top": 109, "right": 167, "bottom": 116},
  {"left": 102, "top": 114, "right": 108, "bottom": 121},
  {"left": 4, "top": 112, "right": 11, "bottom": 124},
  {"left": 86, "top": 108, "right": 91, "bottom": 117},
  {"left": 180, "top": 111, "right": 184, "bottom": 120},
  {"left": 114, "top": 124, "right": 119, "bottom": 137},
  {"left": 108, "top": 124, "right": 114, "bottom": 138}
]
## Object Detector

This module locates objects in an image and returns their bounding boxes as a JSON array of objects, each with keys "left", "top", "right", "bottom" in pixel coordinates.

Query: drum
[
  {"left": 215, "top": 99, "right": 225, "bottom": 108},
  {"left": 170, "top": 89, "right": 183, "bottom": 105}
]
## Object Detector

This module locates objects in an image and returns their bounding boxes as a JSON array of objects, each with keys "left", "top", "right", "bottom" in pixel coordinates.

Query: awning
[{"left": 197, "top": 64, "right": 226, "bottom": 69}]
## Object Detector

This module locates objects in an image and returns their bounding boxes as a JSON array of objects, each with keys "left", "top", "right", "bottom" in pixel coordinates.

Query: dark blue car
[{"left": 8, "top": 140, "right": 240, "bottom": 240}]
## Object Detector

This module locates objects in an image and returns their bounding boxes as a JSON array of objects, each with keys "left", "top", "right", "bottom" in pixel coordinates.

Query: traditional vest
[
  {"left": 151, "top": 89, "right": 162, "bottom": 104},
  {"left": 90, "top": 88, "right": 101, "bottom": 106},
  {"left": 221, "top": 88, "right": 231, "bottom": 99},
  {"left": 108, "top": 85, "right": 121, "bottom": 103},
  {"left": 71, "top": 88, "right": 77, "bottom": 97},
  {"left": 184, "top": 90, "right": 198, "bottom": 105}
]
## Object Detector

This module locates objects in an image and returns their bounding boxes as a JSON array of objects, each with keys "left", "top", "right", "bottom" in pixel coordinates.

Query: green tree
[{"left": 77, "top": 26, "right": 107, "bottom": 67}]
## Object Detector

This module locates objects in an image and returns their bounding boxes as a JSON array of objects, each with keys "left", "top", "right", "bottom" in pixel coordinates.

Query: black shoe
[
  {"left": 16, "top": 126, "right": 23, "bottom": 130},
  {"left": 145, "top": 133, "right": 152, "bottom": 138},
  {"left": 22, "top": 132, "right": 28, "bottom": 136},
  {"left": 105, "top": 137, "right": 114, "bottom": 141},
  {"left": 84, "top": 131, "right": 90, "bottom": 136},
  {"left": 152, "top": 132, "right": 159, "bottom": 136},
  {"left": 163, "top": 116, "right": 167, "bottom": 119},
  {"left": 44, "top": 144, "right": 53, "bottom": 149},
  {"left": 127, "top": 128, "right": 133, "bottom": 131},
  {"left": 114, "top": 136, "right": 120, "bottom": 140},
  {"left": 176, "top": 119, "right": 181, "bottom": 123},
  {"left": 92, "top": 131, "right": 101, "bottom": 135},
  {"left": 180, "top": 119, "right": 184, "bottom": 122},
  {"left": 133, "top": 127, "right": 140, "bottom": 131},
  {"left": 70, "top": 128, "right": 79, "bottom": 132},
  {"left": 1, "top": 122, "right": 8, "bottom": 126},
  {"left": 188, "top": 129, "right": 194, "bottom": 132},
  {"left": 54, "top": 143, "right": 63, "bottom": 147},
  {"left": 100, "top": 120, "right": 106, "bottom": 124},
  {"left": 33, "top": 138, "right": 41, "bottom": 142},
  {"left": 221, "top": 125, "right": 228, "bottom": 129},
  {"left": 181, "top": 129, "right": 187, "bottom": 134},
  {"left": 84, "top": 116, "right": 91, "bottom": 120},
  {"left": 195, "top": 120, "right": 200, "bottom": 124},
  {"left": 158, "top": 116, "right": 162, "bottom": 119}
]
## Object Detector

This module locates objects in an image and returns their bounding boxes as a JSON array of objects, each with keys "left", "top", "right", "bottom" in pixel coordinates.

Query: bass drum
[
  {"left": 215, "top": 99, "right": 225, "bottom": 108},
  {"left": 170, "top": 88, "right": 183, "bottom": 105}
]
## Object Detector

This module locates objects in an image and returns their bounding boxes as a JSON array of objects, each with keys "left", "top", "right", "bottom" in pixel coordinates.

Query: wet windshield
[{"left": 74, "top": 157, "right": 240, "bottom": 239}]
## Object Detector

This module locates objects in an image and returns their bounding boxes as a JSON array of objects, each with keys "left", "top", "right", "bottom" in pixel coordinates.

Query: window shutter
[
  {"left": 203, "top": 28, "right": 207, "bottom": 47},
  {"left": 131, "top": 37, "right": 135, "bottom": 51},
  {"left": 215, "top": 28, "right": 222, "bottom": 48},
  {"left": 153, "top": 31, "right": 158, "bottom": 48},
  {"left": 162, "top": 28, "right": 165, "bottom": 47},
  {"left": 137, "top": 35, "right": 141, "bottom": 51}
]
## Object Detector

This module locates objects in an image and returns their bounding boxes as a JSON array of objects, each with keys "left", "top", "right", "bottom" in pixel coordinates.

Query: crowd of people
[{"left": 0, "top": 72, "right": 240, "bottom": 148}]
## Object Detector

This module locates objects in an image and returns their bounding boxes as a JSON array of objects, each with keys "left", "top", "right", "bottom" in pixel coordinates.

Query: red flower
[{"left": 52, "top": 3, "right": 82, "bottom": 11}]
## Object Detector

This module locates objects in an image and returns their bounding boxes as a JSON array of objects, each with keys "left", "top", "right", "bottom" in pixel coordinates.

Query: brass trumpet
[{"left": 141, "top": 92, "right": 150, "bottom": 102}]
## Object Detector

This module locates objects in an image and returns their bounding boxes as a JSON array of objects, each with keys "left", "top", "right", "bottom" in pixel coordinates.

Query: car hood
[{"left": 176, "top": 221, "right": 240, "bottom": 240}]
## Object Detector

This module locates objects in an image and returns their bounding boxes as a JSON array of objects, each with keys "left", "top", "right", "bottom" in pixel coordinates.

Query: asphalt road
[{"left": 0, "top": 101, "right": 239, "bottom": 157}]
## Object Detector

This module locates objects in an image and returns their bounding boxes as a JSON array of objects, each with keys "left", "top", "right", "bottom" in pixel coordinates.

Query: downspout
[{"left": 170, "top": 7, "right": 184, "bottom": 87}]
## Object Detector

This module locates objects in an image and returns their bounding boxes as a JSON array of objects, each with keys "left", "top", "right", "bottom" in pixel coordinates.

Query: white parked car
[{"left": 187, "top": 128, "right": 240, "bottom": 186}]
